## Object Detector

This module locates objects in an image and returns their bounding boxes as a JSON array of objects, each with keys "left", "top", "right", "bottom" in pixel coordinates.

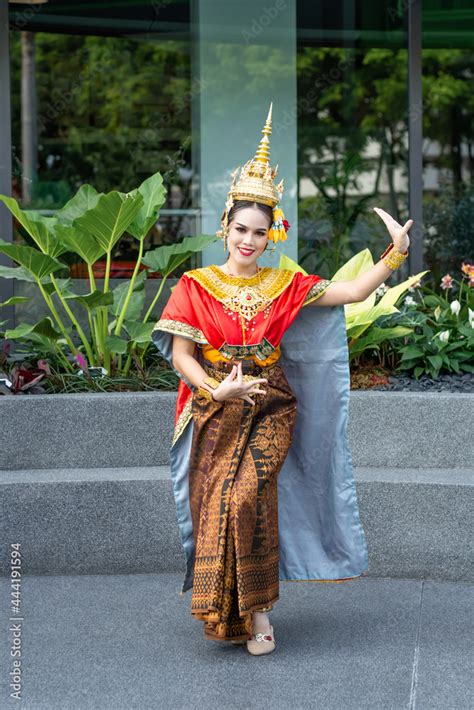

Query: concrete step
[
  {"left": 1, "top": 465, "right": 472, "bottom": 582},
  {"left": 1, "top": 391, "right": 472, "bottom": 470}
]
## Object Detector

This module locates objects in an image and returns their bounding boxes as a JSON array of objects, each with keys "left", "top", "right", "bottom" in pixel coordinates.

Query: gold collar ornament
[
  {"left": 186, "top": 264, "right": 295, "bottom": 321},
  {"left": 216, "top": 103, "right": 290, "bottom": 245}
]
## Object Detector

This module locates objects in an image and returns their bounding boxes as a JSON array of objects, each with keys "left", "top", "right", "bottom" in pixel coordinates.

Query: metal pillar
[
  {"left": 408, "top": 0, "right": 424, "bottom": 274},
  {"left": 0, "top": 0, "right": 14, "bottom": 327}
]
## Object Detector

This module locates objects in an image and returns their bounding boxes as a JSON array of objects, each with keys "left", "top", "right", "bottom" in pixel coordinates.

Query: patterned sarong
[{"left": 188, "top": 358, "right": 297, "bottom": 642}]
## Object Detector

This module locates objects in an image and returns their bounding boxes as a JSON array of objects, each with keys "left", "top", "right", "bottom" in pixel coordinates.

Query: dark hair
[{"left": 224, "top": 200, "right": 273, "bottom": 229}]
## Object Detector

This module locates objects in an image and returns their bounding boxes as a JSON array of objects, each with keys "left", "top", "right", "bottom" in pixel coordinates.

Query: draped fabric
[{"left": 151, "top": 265, "right": 369, "bottom": 640}]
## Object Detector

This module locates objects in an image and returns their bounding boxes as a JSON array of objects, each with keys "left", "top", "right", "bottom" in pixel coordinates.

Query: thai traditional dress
[{"left": 152, "top": 264, "right": 369, "bottom": 642}]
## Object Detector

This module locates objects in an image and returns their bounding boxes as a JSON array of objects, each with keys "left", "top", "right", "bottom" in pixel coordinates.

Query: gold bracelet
[
  {"left": 196, "top": 376, "right": 220, "bottom": 402},
  {"left": 202, "top": 376, "right": 220, "bottom": 390},
  {"left": 380, "top": 242, "right": 409, "bottom": 270},
  {"left": 197, "top": 386, "right": 216, "bottom": 401}
]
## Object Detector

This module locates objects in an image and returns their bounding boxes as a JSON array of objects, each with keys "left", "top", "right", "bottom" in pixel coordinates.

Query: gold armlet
[{"left": 379, "top": 243, "right": 409, "bottom": 271}]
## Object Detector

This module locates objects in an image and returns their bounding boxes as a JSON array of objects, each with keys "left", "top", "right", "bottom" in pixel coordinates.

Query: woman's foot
[{"left": 246, "top": 611, "right": 275, "bottom": 655}]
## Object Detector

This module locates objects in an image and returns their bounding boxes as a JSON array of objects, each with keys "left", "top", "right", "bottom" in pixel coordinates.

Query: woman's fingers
[
  {"left": 374, "top": 207, "right": 414, "bottom": 240},
  {"left": 224, "top": 365, "right": 237, "bottom": 382},
  {"left": 373, "top": 207, "right": 400, "bottom": 230},
  {"left": 217, "top": 366, "right": 269, "bottom": 403}
]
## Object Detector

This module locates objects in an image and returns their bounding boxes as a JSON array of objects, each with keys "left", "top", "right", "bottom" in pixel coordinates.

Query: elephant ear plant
[{"left": 0, "top": 171, "right": 217, "bottom": 381}]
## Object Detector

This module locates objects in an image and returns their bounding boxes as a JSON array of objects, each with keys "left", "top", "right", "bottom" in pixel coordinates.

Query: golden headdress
[{"left": 216, "top": 102, "right": 290, "bottom": 244}]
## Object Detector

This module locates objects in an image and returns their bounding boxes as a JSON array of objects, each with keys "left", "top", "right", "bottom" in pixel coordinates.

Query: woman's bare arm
[
  {"left": 172, "top": 334, "right": 209, "bottom": 389},
  {"left": 310, "top": 258, "right": 397, "bottom": 307}
]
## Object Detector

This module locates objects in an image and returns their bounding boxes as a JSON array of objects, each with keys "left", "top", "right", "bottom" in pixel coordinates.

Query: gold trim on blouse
[
  {"left": 152, "top": 318, "right": 208, "bottom": 344},
  {"left": 303, "top": 279, "right": 333, "bottom": 306},
  {"left": 185, "top": 265, "right": 297, "bottom": 321}
]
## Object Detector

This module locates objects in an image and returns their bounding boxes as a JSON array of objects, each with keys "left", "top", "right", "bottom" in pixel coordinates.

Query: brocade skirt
[{"left": 188, "top": 358, "right": 298, "bottom": 642}]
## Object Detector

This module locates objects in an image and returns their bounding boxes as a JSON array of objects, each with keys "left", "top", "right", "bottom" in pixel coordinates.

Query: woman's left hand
[{"left": 373, "top": 207, "right": 413, "bottom": 253}]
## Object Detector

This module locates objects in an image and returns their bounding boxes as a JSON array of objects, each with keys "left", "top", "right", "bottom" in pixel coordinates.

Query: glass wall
[
  {"left": 296, "top": 3, "right": 409, "bottom": 279},
  {"left": 9, "top": 1, "right": 195, "bottom": 284},
  {"left": 3, "top": 0, "right": 473, "bottom": 321},
  {"left": 421, "top": 0, "right": 474, "bottom": 284},
  {"left": 7, "top": 1, "right": 195, "bottom": 329}
]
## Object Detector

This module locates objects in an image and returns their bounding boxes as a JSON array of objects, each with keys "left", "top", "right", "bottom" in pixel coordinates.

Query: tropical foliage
[
  {"left": 0, "top": 171, "right": 217, "bottom": 392},
  {"left": 280, "top": 252, "right": 474, "bottom": 380}
]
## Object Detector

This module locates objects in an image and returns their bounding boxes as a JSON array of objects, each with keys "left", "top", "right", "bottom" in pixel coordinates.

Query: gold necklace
[{"left": 221, "top": 263, "right": 272, "bottom": 344}]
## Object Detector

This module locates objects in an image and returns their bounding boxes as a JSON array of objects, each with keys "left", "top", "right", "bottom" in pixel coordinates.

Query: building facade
[{"left": 1, "top": 1, "right": 473, "bottom": 328}]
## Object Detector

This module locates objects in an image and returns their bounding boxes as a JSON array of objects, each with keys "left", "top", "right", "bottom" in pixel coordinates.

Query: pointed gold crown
[
  {"left": 217, "top": 103, "right": 289, "bottom": 243},
  {"left": 228, "top": 102, "right": 284, "bottom": 207}
]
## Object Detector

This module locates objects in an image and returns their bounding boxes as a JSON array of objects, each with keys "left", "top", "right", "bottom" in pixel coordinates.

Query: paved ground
[{"left": 0, "top": 573, "right": 472, "bottom": 709}]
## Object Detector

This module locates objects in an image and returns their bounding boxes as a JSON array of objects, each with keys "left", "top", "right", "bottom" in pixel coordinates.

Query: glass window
[
  {"left": 421, "top": 0, "right": 474, "bottom": 284},
  {"left": 9, "top": 1, "right": 195, "bottom": 283},
  {"left": 297, "top": 2, "right": 408, "bottom": 278}
]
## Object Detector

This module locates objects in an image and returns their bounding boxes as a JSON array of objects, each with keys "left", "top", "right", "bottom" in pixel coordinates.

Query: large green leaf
[
  {"left": 427, "top": 354, "right": 443, "bottom": 370},
  {"left": 0, "top": 296, "right": 31, "bottom": 307},
  {"left": 105, "top": 334, "right": 129, "bottom": 354},
  {"left": 376, "top": 270, "right": 430, "bottom": 309},
  {"left": 123, "top": 320, "right": 155, "bottom": 344},
  {"left": 63, "top": 289, "right": 114, "bottom": 311},
  {"left": 53, "top": 223, "right": 105, "bottom": 265},
  {"left": 55, "top": 184, "right": 101, "bottom": 224},
  {"left": 126, "top": 172, "right": 167, "bottom": 241},
  {"left": 332, "top": 249, "right": 374, "bottom": 281},
  {"left": 0, "top": 239, "right": 65, "bottom": 280},
  {"left": 0, "top": 265, "right": 36, "bottom": 282},
  {"left": 73, "top": 190, "right": 144, "bottom": 253},
  {"left": 0, "top": 195, "right": 67, "bottom": 258},
  {"left": 5, "top": 317, "right": 63, "bottom": 341},
  {"left": 350, "top": 325, "right": 414, "bottom": 356},
  {"left": 278, "top": 253, "right": 307, "bottom": 274},
  {"left": 142, "top": 234, "right": 218, "bottom": 276},
  {"left": 112, "top": 270, "right": 147, "bottom": 319},
  {"left": 336, "top": 250, "right": 378, "bottom": 318},
  {"left": 46, "top": 277, "right": 74, "bottom": 293},
  {"left": 345, "top": 271, "right": 429, "bottom": 332}
]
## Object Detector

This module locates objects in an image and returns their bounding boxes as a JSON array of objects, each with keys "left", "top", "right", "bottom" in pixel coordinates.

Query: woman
[{"left": 152, "top": 104, "right": 411, "bottom": 656}]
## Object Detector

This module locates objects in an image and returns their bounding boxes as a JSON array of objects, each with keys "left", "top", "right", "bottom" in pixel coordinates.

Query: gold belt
[{"left": 203, "top": 358, "right": 280, "bottom": 382}]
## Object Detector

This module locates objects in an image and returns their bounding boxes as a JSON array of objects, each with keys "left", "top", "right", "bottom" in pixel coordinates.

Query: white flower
[
  {"left": 404, "top": 296, "right": 417, "bottom": 307},
  {"left": 468, "top": 307, "right": 474, "bottom": 325},
  {"left": 439, "top": 330, "right": 450, "bottom": 342},
  {"left": 450, "top": 300, "right": 461, "bottom": 316},
  {"left": 375, "top": 283, "right": 389, "bottom": 298}
]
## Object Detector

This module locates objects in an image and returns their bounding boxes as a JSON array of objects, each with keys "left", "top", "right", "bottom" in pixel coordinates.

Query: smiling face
[{"left": 226, "top": 206, "right": 271, "bottom": 270}]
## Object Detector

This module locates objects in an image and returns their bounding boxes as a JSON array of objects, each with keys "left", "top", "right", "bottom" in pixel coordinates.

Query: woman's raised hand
[
  {"left": 213, "top": 361, "right": 267, "bottom": 405},
  {"left": 373, "top": 207, "right": 412, "bottom": 253}
]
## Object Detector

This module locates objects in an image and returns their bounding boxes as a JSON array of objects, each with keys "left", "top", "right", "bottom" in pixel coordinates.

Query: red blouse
[{"left": 152, "top": 264, "right": 332, "bottom": 441}]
